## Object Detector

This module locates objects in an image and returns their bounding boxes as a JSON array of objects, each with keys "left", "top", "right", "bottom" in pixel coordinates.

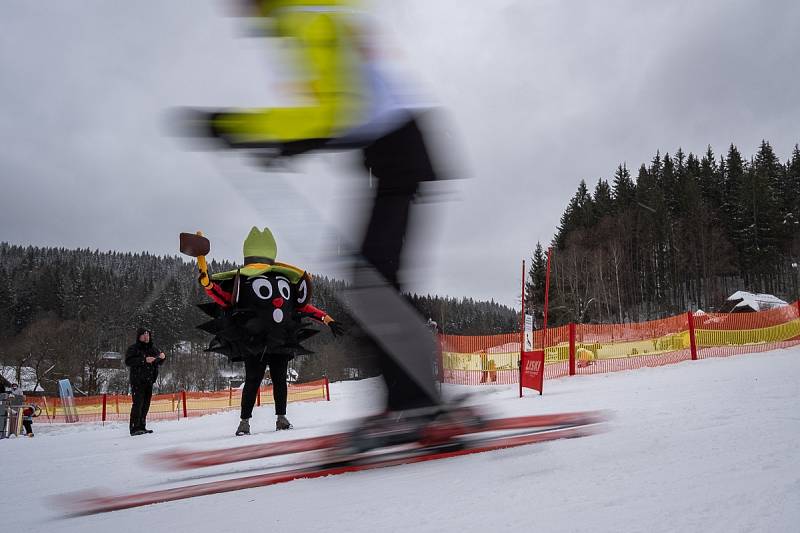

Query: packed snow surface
[{"left": 2, "top": 347, "right": 799, "bottom": 533}]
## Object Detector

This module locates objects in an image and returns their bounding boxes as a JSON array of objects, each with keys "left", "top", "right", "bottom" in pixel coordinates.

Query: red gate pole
[
  {"left": 569, "top": 323, "right": 576, "bottom": 376},
  {"left": 325, "top": 376, "right": 331, "bottom": 401},
  {"left": 542, "top": 248, "right": 553, "bottom": 375},
  {"left": 101, "top": 393, "right": 107, "bottom": 425},
  {"left": 687, "top": 311, "right": 698, "bottom": 360},
  {"left": 519, "top": 260, "right": 525, "bottom": 398},
  {"left": 181, "top": 390, "right": 188, "bottom": 418},
  {"left": 257, "top": 386, "right": 261, "bottom": 407}
]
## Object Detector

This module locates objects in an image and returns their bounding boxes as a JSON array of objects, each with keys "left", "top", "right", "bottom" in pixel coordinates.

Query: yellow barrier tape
[{"left": 696, "top": 318, "right": 800, "bottom": 347}]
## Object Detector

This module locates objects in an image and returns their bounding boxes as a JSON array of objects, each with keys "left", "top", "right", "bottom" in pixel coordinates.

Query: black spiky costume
[{"left": 198, "top": 227, "right": 340, "bottom": 427}]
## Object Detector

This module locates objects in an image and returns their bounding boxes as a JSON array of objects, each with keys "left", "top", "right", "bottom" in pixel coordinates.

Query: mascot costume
[{"left": 181, "top": 227, "right": 343, "bottom": 434}]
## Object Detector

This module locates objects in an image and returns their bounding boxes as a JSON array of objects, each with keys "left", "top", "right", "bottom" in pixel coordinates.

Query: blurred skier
[{"left": 180, "top": 0, "right": 467, "bottom": 447}]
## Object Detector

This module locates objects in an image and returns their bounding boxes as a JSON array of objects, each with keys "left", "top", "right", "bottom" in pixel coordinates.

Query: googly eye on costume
[
  {"left": 296, "top": 274, "right": 312, "bottom": 305},
  {"left": 251, "top": 277, "right": 273, "bottom": 300},
  {"left": 276, "top": 277, "right": 291, "bottom": 299}
]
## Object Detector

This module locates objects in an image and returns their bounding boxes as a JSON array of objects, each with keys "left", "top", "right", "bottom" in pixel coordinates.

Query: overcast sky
[{"left": 2, "top": 0, "right": 799, "bottom": 308}]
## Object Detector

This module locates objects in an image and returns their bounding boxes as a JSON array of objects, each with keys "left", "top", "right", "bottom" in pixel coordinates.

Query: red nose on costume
[{"left": 272, "top": 297, "right": 284, "bottom": 308}]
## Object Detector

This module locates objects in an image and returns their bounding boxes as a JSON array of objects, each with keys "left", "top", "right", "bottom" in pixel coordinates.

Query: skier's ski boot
[
  {"left": 235, "top": 419, "right": 251, "bottom": 436},
  {"left": 346, "top": 403, "right": 485, "bottom": 454},
  {"left": 276, "top": 415, "right": 292, "bottom": 431},
  {"left": 419, "top": 404, "right": 485, "bottom": 446}
]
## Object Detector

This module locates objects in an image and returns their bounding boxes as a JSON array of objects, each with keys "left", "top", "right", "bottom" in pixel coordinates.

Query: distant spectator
[
  {"left": 125, "top": 328, "right": 166, "bottom": 436},
  {"left": 9, "top": 383, "right": 24, "bottom": 398},
  {"left": 22, "top": 404, "right": 40, "bottom": 437}
]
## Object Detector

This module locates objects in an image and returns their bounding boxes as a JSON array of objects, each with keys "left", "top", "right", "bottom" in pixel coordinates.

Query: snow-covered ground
[{"left": 2, "top": 347, "right": 799, "bottom": 533}]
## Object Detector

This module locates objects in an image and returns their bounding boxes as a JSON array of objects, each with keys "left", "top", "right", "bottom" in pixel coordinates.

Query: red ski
[
  {"left": 60, "top": 411, "right": 609, "bottom": 516},
  {"left": 154, "top": 410, "right": 608, "bottom": 470}
]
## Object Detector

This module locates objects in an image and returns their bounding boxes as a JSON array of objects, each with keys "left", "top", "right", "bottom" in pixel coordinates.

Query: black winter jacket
[{"left": 125, "top": 329, "right": 164, "bottom": 385}]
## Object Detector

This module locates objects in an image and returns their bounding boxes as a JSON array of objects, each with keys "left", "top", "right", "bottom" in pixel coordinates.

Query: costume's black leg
[
  {"left": 268, "top": 357, "right": 289, "bottom": 416},
  {"left": 241, "top": 357, "right": 268, "bottom": 419}
]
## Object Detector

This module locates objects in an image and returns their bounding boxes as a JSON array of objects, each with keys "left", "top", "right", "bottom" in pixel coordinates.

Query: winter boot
[
  {"left": 276, "top": 415, "right": 292, "bottom": 431},
  {"left": 235, "top": 419, "right": 251, "bottom": 436},
  {"left": 131, "top": 429, "right": 147, "bottom": 436}
]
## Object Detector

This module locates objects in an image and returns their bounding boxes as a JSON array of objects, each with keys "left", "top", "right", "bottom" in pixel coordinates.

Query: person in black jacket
[{"left": 125, "top": 328, "right": 165, "bottom": 436}]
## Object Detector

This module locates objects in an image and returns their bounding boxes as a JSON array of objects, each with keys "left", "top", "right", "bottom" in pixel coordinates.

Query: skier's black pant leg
[
  {"left": 269, "top": 356, "right": 289, "bottom": 416},
  {"left": 359, "top": 117, "right": 441, "bottom": 411},
  {"left": 363, "top": 174, "right": 439, "bottom": 410},
  {"left": 241, "top": 357, "right": 268, "bottom": 420},
  {"left": 23, "top": 420, "right": 33, "bottom": 435},
  {"left": 361, "top": 174, "right": 416, "bottom": 288}
]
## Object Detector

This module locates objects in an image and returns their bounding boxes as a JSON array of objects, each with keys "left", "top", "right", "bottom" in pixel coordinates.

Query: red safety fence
[
  {"left": 26, "top": 378, "right": 330, "bottom": 424},
  {"left": 440, "top": 300, "right": 800, "bottom": 386}
]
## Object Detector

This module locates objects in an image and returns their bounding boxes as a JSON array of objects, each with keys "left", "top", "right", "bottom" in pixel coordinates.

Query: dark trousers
[
  {"left": 359, "top": 118, "right": 441, "bottom": 411},
  {"left": 23, "top": 420, "right": 33, "bottom": 434},
  {"left": 130, "top": 382, "right": 153, "bottom": 433},
  {"left": 241, "top": 356, "right": 289, "bottom": 419}
]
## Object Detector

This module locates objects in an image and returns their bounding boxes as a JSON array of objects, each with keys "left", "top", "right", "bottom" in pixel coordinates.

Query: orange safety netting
[
  {"left": 572, "top": 314, "right": 692, "bottom": 375},
  {"left": 28, "top": 378, "right": 329, "bottom": 424},
  {"left": 694, "top": 303, "right": 800, "bottom": 359},
  {"left": 440, "top": 333, "right": 521, "bottom": 386},
  {"left": 439, "top": 301, "right": 800, "bottom": 385}
]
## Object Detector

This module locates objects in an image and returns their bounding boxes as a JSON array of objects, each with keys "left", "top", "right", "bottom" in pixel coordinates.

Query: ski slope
[{"left": 2, "top": 347, "right": 799, "bottom": 533}]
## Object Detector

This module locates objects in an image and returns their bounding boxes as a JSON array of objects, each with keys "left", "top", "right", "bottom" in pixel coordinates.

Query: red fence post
[
  {"left": 324, "top": 376, "right": 331, "bottom": 401},
  {"left": 569, "top": 323, "right": 576, "bottom": 376},
  {"left": 101, "top": 394, "right": 107, "bottom": 425},
  {"left": 41, "top": 396, "right": 51, "bottom": 421},
  {"left": 257, "top": 386, "right": 261, "bottom": 407},
  {"left": 687, "top": 311, "right": 698, "bottom": 360},
  {"left": 796, "top": 299, "right": 800, "bottom": 318},
  {"left": 181, "top": 390, "right": 188, "bottom": 418}
]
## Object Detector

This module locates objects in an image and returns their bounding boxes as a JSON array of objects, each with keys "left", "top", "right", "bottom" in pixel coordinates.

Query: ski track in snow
[{"left": 2, "top": 347, "right": 799, "bottom": 533}]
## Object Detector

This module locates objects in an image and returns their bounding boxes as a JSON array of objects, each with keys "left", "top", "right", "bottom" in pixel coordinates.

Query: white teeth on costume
[{"left": 273, "top": 308, "right": 284, "bottom": 323}]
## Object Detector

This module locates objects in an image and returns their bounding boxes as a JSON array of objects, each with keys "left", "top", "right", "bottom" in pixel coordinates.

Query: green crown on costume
[
  {"left": 211, "top": 226, "right": 305, "bottom": 283},
  {"left": 243, "top": 227, "right": 277, "bottom": 263}
]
